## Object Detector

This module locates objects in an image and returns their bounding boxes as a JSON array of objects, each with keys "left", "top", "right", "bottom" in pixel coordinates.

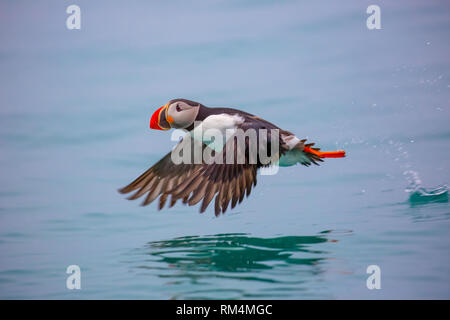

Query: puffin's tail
[
  {"left": 304, "top": 146, "right": 346, "bottom": 158},
  {"left": 281, "top": 140, "right": 346, "bottom": 167}
]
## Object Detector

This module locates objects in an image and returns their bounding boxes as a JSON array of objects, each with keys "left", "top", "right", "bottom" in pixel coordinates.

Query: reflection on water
[
  {"left": 130, "top": 232, "right": 340, "bottom": 299},
  {"left": 146, "top": 233, "right": 328, "bottom": 272}
]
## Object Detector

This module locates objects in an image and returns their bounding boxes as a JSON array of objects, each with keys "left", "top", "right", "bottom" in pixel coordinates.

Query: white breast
[
  {"left": 201, "top": 114, "right": 245, "bottom": 132},
  {"left": 191, "top": 113, "right": 245, "bottom": 151}
]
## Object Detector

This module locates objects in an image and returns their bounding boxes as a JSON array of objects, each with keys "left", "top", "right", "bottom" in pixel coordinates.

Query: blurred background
[{"left": 0, "top": 0, "right": 449, "bottom": 299}]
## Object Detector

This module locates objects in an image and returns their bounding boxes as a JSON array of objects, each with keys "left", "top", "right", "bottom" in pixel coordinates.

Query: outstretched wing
[
  {"left": 118, "top": 137, "right": 202, "bottom": 210},
  {"left": 119, "top": 131, "right": 261, "bottom": 216}
]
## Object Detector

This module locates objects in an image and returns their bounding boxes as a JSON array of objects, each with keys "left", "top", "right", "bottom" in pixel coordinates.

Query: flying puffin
[{"left": 119, "top": 98, "right": 345, "bottom": 216}]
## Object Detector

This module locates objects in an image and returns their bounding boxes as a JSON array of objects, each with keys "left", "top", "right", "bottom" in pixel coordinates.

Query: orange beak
[{"left": 150, "top": 103, "right": 173, "bottom": 130}]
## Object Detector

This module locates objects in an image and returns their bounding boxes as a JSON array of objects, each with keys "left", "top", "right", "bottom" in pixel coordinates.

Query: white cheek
[
  {"left": 168, "top": 109, "right": 186, "bottom": 128},
  {"left": 167, "top": 108, "right": 176, "bottom": 121}
]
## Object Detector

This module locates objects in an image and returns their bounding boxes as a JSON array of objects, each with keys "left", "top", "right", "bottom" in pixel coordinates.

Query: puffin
[{"left": 119, "top": 98, "right": 345, "bottom": 216}]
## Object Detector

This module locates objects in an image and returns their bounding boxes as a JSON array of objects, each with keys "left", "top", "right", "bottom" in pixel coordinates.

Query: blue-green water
[{"left": 0, "top": 0, "right": 449, "bottom": 299}]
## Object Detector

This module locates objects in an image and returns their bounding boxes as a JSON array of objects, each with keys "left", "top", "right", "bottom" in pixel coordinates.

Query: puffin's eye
[{"left": 176, "top": 104, "right": 182, "bottom": 112}]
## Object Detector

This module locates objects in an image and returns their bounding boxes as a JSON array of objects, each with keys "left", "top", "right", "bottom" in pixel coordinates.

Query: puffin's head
[{"left": 150, "top": 99, "right": 201, "bottom": 130}]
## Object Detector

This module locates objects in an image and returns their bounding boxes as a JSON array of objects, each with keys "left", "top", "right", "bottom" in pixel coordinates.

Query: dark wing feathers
[{"left": 119, "top": 132, "right": 260, "bottom": 215}]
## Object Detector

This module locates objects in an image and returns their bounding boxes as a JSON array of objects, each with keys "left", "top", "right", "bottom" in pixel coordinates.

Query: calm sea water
[{"left": 0, "top": 0, "right": 449, "bottom": 299}]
